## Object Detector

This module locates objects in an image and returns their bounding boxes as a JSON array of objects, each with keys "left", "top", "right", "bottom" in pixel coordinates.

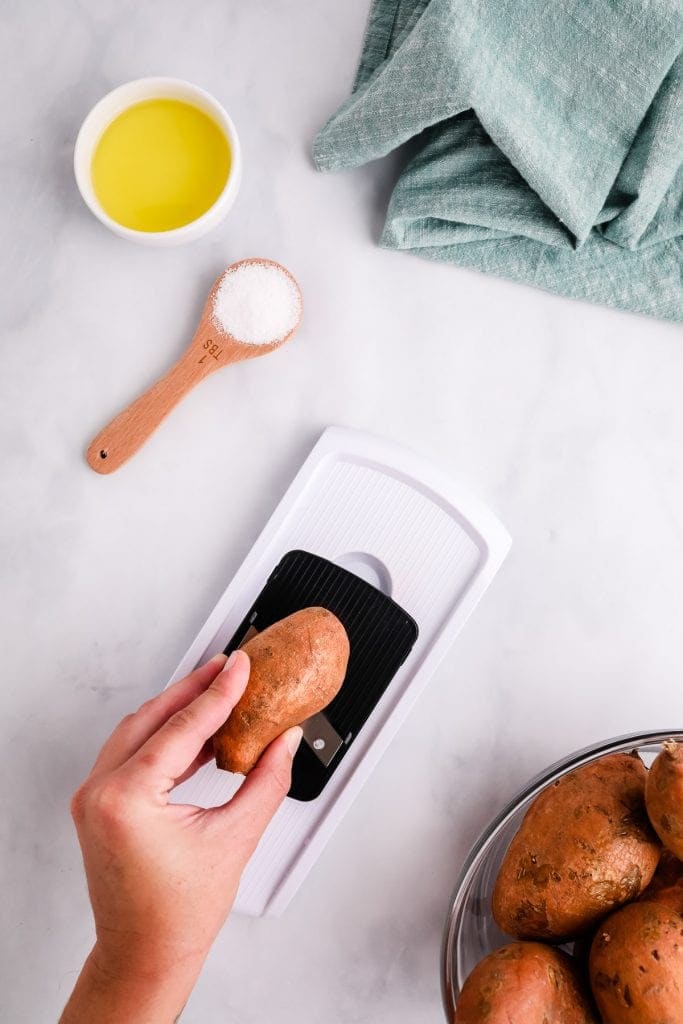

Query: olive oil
[{"left": 91, "top": 98, "right": 231, "bottom": 232}]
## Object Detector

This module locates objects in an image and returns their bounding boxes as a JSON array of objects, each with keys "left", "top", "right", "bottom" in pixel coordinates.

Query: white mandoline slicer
[{"left": 169, "top": 427, "right": 510, "bottom": 916}]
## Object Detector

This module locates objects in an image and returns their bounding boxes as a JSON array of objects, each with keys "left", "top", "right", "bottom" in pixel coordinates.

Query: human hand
[{"left": 60, "top": 651, "right": 302, "bottom": 1024}]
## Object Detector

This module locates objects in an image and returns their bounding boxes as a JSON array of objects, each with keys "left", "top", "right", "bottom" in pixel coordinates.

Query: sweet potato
[
  {"left": 589, "top": 893, "right": 683, "bottom": 1023},
  {"left": 639, "top": 850, "right": 683, "bottom": 913},
  {"left": 492, "top": 752, "right": 661, "bottom": 941},
  {"left": 454, "top": 942, "right": 598, "bottom": 1024},
  {"left": 645, "top": 740, "right": 683, "bottom": 858},
  {"left": 213, "top": 607, "right": 349, "bottom": 774}
]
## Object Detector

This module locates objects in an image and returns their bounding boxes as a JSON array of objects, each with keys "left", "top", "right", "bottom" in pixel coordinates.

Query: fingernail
[
  {"left": 224, "top": 650, "right": 239, "bottom": 671},
  {"left": 210, "top": 652, "right": 228, "bottom": 665},
  {"left": 286, "top": 726, "right": 303, "bottom": 756}
]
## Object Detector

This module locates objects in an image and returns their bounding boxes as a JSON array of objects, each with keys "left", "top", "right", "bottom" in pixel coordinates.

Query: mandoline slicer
[{"left": 169, "top": 426, "right": 510, "bottom": 916}]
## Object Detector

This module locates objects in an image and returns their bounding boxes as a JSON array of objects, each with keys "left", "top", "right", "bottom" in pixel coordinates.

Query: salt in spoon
[{"left": 86, "top": 258, "right": 302, "bottom": 474}]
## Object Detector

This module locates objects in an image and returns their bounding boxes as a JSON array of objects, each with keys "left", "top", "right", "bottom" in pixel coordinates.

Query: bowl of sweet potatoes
[{"left": 441, "top": 732, "right": 683, "bottom": 1023}]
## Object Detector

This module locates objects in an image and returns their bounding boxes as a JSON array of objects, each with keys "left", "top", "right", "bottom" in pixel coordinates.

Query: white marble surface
[{"left": 2, "top": 2, "right": 682, "bottom": 1021}]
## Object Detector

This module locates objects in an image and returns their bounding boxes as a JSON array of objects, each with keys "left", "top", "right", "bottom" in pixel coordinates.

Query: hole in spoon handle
[{"left": 86, "top": 355, "right": 215, "bottom": 474}]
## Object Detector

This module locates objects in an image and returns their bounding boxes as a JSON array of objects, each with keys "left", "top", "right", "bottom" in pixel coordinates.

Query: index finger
[
  {"left": 125, "top": 650, "right": 250, "bottom": 789},
  {"left": 89, "top": 653, "right": 228, "bottom": 779}
]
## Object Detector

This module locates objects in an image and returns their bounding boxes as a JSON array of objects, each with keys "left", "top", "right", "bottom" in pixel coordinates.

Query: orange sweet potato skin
[
  {"left": 454, "top": 942, "right": 598, "bottom": 1024},
  {"left": 589, "top": 897, "right": 683, "bottom": 1023},
  {"left": 213, "top": 607, "right": 349, "bottom": 774},
  {"left": 645, "top": 740, "right": 683, "bottom": 859},
  {"left": 492, "top": 753, "right": 661, "bottom": 941},
  {"left": 639, "top": 850, "right": 683, "bottom": 912}
]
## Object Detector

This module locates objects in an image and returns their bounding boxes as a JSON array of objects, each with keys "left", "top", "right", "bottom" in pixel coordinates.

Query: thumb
[{"left": 211, "top": 726, "right": 303, "bottom": 854}]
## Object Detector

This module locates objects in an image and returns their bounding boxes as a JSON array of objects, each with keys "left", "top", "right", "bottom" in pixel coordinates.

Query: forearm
[{"left": 59, "top": 943, "right": 203, "bottom": 1024}]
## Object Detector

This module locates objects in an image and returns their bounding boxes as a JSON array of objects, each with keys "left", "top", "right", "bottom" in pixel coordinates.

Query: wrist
[
  {"left": 91, "top": 934, "right": 208, "bottom": 986},
  {"left": 59, "top": 942, "right": 206, "bottom": 1024}
]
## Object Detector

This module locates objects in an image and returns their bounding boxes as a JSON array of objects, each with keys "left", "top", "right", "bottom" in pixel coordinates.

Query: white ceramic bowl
[{"left": 74, "top": 77, "right": 242, "bottom": 246}]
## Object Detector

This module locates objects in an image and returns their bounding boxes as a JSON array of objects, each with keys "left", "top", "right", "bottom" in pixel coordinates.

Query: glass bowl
[{"left": 440, "top": 730, "right": 682, "bottom": 1022}]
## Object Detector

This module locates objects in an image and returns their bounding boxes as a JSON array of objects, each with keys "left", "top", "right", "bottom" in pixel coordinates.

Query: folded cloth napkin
[{"left": 313, "top": 0, "right": 683, "bottom": 321}]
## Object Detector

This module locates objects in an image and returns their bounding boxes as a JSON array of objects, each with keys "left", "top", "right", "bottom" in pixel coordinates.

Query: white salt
[{"left": 212, "top": 261, "right": 302, "bottom": 345}]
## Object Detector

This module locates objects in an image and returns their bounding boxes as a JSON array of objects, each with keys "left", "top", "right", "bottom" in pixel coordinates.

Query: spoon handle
[{"left": 86, "top": 349, "right": 220, "bottom": 474}]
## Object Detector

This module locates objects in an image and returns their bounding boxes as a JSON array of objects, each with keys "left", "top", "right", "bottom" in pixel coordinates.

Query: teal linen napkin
[{"left": 313, "top": 0, "right": 683, "bottom": 321}]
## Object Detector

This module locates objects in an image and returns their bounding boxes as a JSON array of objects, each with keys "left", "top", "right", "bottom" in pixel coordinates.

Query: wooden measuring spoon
[{"left": 87, "top": 258, "right": 302, "bottom": 474}]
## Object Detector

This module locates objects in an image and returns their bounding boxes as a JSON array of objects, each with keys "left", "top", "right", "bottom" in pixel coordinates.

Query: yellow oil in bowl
[{"left": 91, "top": 98, "right": 231, "bottom": 232}]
